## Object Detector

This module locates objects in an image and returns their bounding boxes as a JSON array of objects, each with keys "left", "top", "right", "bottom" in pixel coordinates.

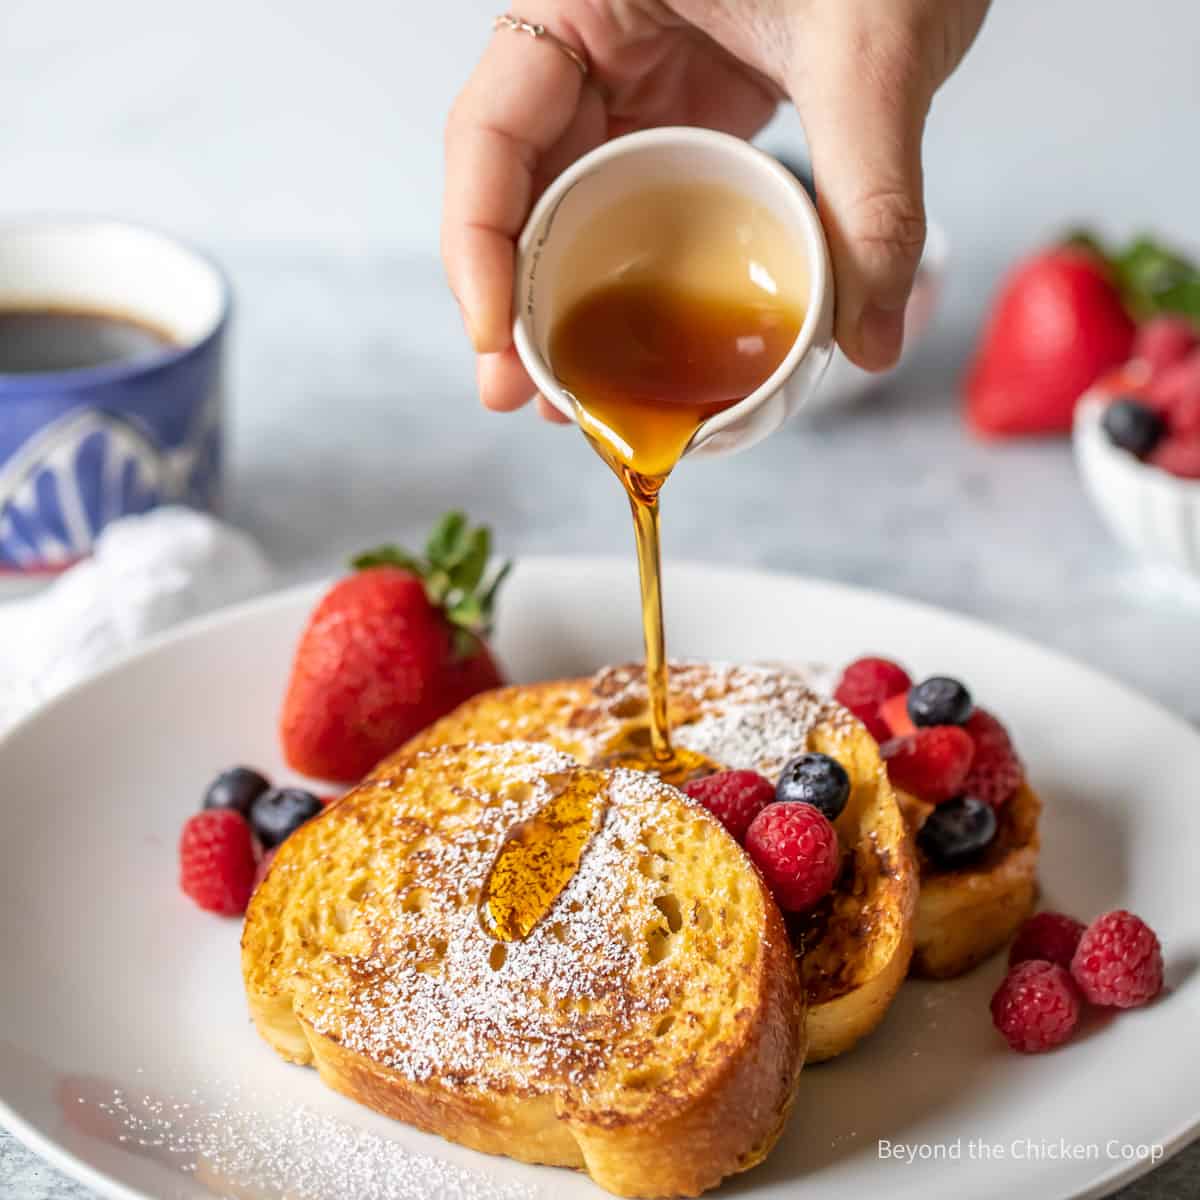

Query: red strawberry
[
  {"left": 880, "top": 691, "right": 916, "bottom": 738},
  {"left": 966, "top": 248, "right": 1135, "bottom": 437},
  {"left": 1149, "top": 434, "right": 1200, "bottom": 480},
  {"left": 881, "top": 726, "right": 975, "bottom": 804},
  {"left": 281, "top": 512, "right": 508, "bottom": 782},
  {"left": 1133, "top": 315, "right": 1199, "bottom": 376},
  {"left": 179, "top": 809, "right": 257, "bottom": 915},
  {"left": 961, "top": 708, "right": 1024, "bottom": 809}
]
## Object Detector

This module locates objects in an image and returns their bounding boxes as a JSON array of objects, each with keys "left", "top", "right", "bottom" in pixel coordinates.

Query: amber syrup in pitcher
[{"left": 549, "top": 277, "right": 802, "bottom": 783}]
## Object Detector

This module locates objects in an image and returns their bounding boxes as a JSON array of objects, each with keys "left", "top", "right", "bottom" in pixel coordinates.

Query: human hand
[{"left": 442, "top": 0, "right": 989, "bottom": 419}]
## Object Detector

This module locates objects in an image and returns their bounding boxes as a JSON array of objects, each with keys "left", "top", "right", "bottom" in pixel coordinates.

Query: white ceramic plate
[{"left": 1, "top": 558, "right": 1198, "bottom": 1200}]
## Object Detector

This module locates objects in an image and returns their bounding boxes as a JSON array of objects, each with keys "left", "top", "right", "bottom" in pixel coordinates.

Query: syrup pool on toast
[
  {"left": 547, "top": 183, "right": 804, "bottom": 780},
  {"left": 478, "top": 771, "right": 605, "bottom": 942}
]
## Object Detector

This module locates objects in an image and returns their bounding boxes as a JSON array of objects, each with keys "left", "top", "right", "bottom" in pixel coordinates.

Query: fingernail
[{"left": 857, "top": 302, "right": 906, "bottom": 371}]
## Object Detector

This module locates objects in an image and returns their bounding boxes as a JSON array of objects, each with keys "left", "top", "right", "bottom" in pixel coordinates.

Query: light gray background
[{"left": 2, "top": 1, "right": 1199, "bottom": 1196}]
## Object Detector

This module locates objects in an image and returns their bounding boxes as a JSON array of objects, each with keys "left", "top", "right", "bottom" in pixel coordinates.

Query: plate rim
[
  {"left": 4, "top": 556, "right": 1200, "bottom": 757},
  {"left": 2, "top": 554, "right": 1199, "bottom": 1200}
]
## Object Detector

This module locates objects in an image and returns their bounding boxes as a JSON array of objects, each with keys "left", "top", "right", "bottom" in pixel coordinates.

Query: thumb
[{"left": 796, "top": 39, "right": 930, "bottom": 371}]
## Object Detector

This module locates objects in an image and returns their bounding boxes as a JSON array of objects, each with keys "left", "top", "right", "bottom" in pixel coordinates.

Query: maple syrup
[
  {"left": 477, "top": 185, "right": 806, "bottom": 945},
  {"left": 594, "top": 729, "right": 720, "bottom": 789},
  {"left": 478, "top": 773, "right": 605, "bottom": 942},
  {"left": 550, "top": 275, "right": 802, "bottom": 770}
]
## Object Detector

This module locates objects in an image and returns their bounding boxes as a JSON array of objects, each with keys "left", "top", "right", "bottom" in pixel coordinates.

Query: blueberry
[
  {"left": 203, "top": 766, "right": 271, "bottom": 817},
  {"left": 249, "top": 787, "right": 323, "bottom": 848},
  {"left": 917, "top": 796, "right": 997, "bottom": 869},
  {"left": 907, "top": 677, "right": 973, "bottom": 727},
  {"left": 1102, "top": 398, "right": 1164, "bottom": 458},
  {"left": 775, "top": 753, "right": 850, "bottom": 821}
]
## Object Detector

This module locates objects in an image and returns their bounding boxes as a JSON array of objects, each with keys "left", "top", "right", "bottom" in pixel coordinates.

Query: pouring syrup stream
[{"left": 550, "top": 278, "right": 802, "bottom": 781}]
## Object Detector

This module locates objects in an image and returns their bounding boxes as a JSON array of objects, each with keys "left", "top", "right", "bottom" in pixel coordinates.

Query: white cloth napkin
[{"left": 0, "top": 507, "right": 271, "bottom": 737}]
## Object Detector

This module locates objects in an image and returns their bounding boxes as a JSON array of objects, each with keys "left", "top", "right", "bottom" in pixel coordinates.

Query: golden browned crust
[
  {"left": 797, "top": 715, "right": 918, "bottom": 1061},
  {"left": 408, "top": 663, "right": 919, "bottom": 1062},
  {"left": 243, "top": 741, "right": 805, "bottom": 1198},
  {"left": 899, "top": 781, "right": 1042, "bottom": 979}
]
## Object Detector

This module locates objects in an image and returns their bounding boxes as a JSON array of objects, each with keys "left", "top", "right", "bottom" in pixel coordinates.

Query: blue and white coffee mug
[{"left": 0, "top": 220, "right": 229, "bottom": 576}]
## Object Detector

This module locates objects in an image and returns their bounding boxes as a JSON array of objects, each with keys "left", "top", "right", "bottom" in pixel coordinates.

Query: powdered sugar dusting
[
  {"left": 86, "top": 1084, "right": 537, "bottom": 1199},
  {"left": 297, "top": 742, "right": 682, "bottom": 1091},
  {"left": 590, "top": 661, "right": 851, "bottom": 777}
]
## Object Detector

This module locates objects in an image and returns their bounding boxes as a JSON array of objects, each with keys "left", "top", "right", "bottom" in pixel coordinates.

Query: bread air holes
[
  {"left": 557, "top": 995, "right": 594, "bottom": 1016},
  {"left": 645, "top": 893, "right": 682, "bottom": 964},
  {"left": 654, "top": 1014, "right": 675, "bottom": 1037},
  {"left": 654, "top": 893, "right": 682, "bottom": 933},
  {"left": 415, "top": 937, "right": 448, "bottom": 975},
  {"left": 488, "top": 942, "right": 508, "bottom": 971},
  {"left": 622, "top": 1065, "right": 667, "bottom": 1090},
  {"left": 345, "top": 875, "right": 373, "bottom": 903}
]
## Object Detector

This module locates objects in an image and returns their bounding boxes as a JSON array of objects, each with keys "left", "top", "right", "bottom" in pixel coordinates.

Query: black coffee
[{"left": 0, "top": 306, "right": 177, "bottom": 374}]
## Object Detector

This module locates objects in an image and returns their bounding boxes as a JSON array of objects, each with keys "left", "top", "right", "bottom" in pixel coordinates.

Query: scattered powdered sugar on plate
[{"left": 86, "top": 1083, "right": 539, "bottom": 1200}]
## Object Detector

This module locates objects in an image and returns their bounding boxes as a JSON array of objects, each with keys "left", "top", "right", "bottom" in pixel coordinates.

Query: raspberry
[
  {"left": 834, "top": 657, "right": 910, "bottom": 739},
  {"left": 744, "top": 801, "right": 840, "bottom": 911},
  {"left": 1096, "top": 361, "right": 1152, "bottom": 398},
  {"left": 179, "top": 809, "right": 257, "bottom": 915},
  {"left": 252, "top": 847, "right": 278, "bottom": 893},
  {"left": 1149, "top": 433, "right": 1200, "bottom": 480},
  {"left": 880, "top": 691, "right": 916, "bottom": 737},
  {"left": 683, "top": 770, "right": 775, "bottom": 843},
  {"left": 834, "top": 656, "right": 911, "bottom": 710},
  {"left": 1010, "top": 911, "right": 1086, "bottom": 970},
  {"left": 1167, "top": 390, "right": 1200, "bottom": 436},
  {"left": 1147, "top": 348, "right": 1200, "bottom": 413},
  {"left": 961, "top": 708, "right": 1024, "bottom": 809},
  {"left": 1133, "top": 315, "right": 1199, "bottom": 375},
  {"left": 1071, "top": 910, "right": 1164, "bottom": 1008},
  {"left": 835, "top": 662, "right": 907, "bottom": 705},
  {"left": 880, "top": 726, "right": 974, "bottom": 803},
  {"left": 991, "top": 961, "right": 1081, "bottom": 1053}
]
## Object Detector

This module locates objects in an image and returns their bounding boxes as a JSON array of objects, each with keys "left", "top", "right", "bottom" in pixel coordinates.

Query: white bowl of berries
[{"left": 1074, "top": 315, "right": 1200, "bottom": 581}]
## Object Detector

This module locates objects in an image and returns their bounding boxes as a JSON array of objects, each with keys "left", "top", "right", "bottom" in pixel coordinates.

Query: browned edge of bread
[
  {"left": 900, "top": 781, "right": 1042, "bottom": 979},
  {"left": 243, "top": 742, "right": 807, "bottom": 1198}
]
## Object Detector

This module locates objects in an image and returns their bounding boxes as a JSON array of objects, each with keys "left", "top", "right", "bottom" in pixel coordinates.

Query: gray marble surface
[{"left": 2, "top": 245, "right": 1198, "bottom": 1196}]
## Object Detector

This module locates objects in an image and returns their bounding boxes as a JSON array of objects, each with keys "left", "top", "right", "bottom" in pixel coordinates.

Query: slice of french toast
[
  {"left": 897, "top": 781, "right": 1041, "bottom": 978},
  {"left": 406, "top": 662, "right": 918, "bottom": 1063},
  {"left": 243, "top": 741, "right": 805, "bottom": 1199}
]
